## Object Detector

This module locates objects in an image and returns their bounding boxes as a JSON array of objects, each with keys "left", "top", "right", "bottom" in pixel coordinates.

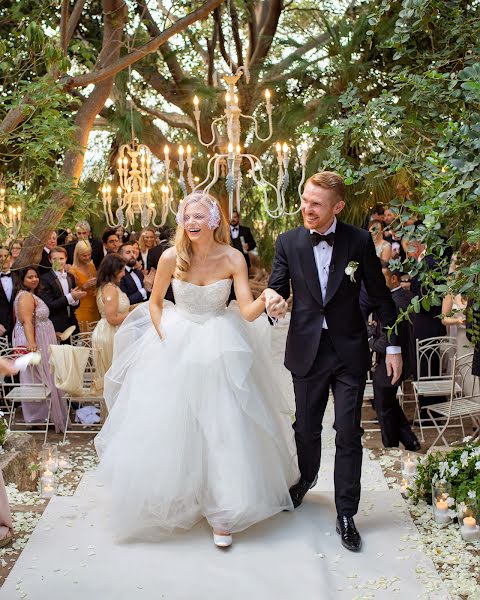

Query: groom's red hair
[{"left": 306, "top": 171, "right": 345, "bottom": 202}]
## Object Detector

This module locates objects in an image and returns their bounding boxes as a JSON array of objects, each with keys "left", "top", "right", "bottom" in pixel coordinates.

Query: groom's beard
[{"left": 126, "top": 258, "right": 137, "bottom": 268}]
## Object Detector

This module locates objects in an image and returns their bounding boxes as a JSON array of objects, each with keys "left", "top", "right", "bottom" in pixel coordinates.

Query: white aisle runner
[{"left": 0, "top": 318, "right": 449, "bottom": 600}]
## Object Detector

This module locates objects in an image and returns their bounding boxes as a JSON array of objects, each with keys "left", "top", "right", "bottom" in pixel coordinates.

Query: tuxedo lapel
[
  {"left": 324, "top": 220, "right": 349, "bottom": 306},
  {"left": 51, "top": 273, "right": 65, "bottom": 297},
  {"left": 298, "top": 228, "right": 323, "bottom": 307},
  {"left": 0, "top": 281, "right": 11, "bottom": 305}
]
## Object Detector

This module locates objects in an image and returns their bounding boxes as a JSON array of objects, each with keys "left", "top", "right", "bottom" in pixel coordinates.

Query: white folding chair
[
  {"left": 0, "top": 348, "right": 52, "bottom": 443},
  {"left": 361, "top": 378, "right": 381, "bottom": 432},
  {"left": 62, "top": 348, "right": 105, "bottom": 442},
  {"left": 71, "top": 331, "right": 92, "bottom": 348},
  {"left": 0, "top": 338, "right": 9, "bottom": 352},
  {"left": 426, "top": 352, "right": 480, "bottom": 447},
  {"left": 412, "top": 336, "right": 460, "bottom": 440}
]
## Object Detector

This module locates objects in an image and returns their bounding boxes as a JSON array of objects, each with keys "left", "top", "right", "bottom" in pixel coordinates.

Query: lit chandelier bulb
[
  {"left": 117, "top": 186, "right": 122, "bottom": 196},
  {"left": 117, "top": 157, "right": 122, "bottom": 167},
  {"left": 265, "top": 89, "right": 271, "bottom": 100},
  {"left": 17, "top": 206, "right": 21, "bottom": 213},
  {"left": 186, "top": 144, "right": 192, "bottom": 154},
  {"left": 233, "top": 94, "right": 238, "bottom": 104},
  {"left": 178, "top": 145, "right": 184, "bottom": 156},
  {"left": 282, "top": 143, "right": 289, "bottom": 153},
  {"left": 107, "top": 185, "right": 112, "bottom": 193},
  {"left": 164, "top": 145, "right": 169, "bottom": 155},
  {"left": 141, "top": 154, "right": 145, "bottom": 164},
  {"left": 101, "top": 185, "right": 107, "bottom": 194},
  {"left": 228, "top": 143, "right": 234, "bottom": 154},
  {"left": 123, "top": 157, "right": 128, "bottom": 166},
  {"left": 225, "top": 93, "right": 231, "bottom": 104},
  {"left": 276, "top": 142, "right": 281, "bottom": 153},
  {"left": 193, "top": 96, "right": 199, "bottom": 107},
  {"left": 236, "top": 144, "right": 241, "bottom": 154}
]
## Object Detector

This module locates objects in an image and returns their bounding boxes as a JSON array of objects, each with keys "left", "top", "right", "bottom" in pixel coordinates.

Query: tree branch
[
  {"left": 214, "top": 7, "right": 236, "bottom": 71},
  {"left": 266, "top": 32, "right": 330, "bottom": 79},
  {"left": 59, "top": 0, "right": 226, "bottom": 90},
  {"left": 132, "top": 98, "right": 195, "bottom": 132},
  {"left": 230, "top": 1, "right": 243, "bottom": 67},
  {"left": 65, "top": 0, "right": 88, "bottom": 46},
  {"left": 249, "top": 0, "right": 283, "bottom": 68},
  {"left": 60, "top": 0, "right": 70, "bottom": 54}
]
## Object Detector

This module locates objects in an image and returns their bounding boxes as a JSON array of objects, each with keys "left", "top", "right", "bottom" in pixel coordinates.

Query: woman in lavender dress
[{"left": 12, "top": 267, "right": 68, "bottom": 432}]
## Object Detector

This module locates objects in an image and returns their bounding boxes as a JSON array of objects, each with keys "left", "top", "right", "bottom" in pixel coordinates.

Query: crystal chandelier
[
  {"left": 161, "top": 66, "right": 307, "bottom": 218},
  {"left": 0, "top": 176, "right": 22, "bottom": 238},
  {"left": 101, "top": 140, "right": 168, "bottom": 229}
]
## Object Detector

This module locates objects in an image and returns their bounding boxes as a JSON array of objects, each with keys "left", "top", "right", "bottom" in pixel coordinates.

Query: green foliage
[{"left": 409, "top": 439, "right": 480, "bottom": 506}]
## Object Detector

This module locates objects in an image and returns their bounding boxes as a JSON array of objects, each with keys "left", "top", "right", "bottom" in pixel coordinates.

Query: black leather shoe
[
  {"left": 403, "top": 440, "right": 421, "bottom": 452},
  {"left": 289, "top": 478, "right": 315, "bottom": 508},
  {"left": 336, "top": 516, "right": 362, "bottom": 552}
]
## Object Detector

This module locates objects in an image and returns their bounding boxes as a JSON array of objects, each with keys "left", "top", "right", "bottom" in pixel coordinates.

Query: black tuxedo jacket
[
  {"left": 0, "top": 276, "right": 14, "bottom": 340},
  {"left": 38, "top": 249, "right": 52, "bottom": 274},
  {"left": 230, "top": 225, "right": 256, "bottom": 269},
  {"left": 145, "top": 243, "right": 175, "bottom": 303},
  {"left": 268, "top": 221, "right": 398, "bottom": 377},
  {"left": 369, "top": 288, "right": 415, "bottom": 387},
  {"left": 120, "top": 268, "right": 147, "bottom": 305},
  {"left": 39, "top": 271, "right": 79, "bottom": 333}
]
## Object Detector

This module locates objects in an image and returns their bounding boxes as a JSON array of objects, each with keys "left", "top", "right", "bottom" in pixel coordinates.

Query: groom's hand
[
  {"left": 386, "top": 353, "right": 403, "bottom": 385},
  {"left": 263, "top": 288, "right": 288, "bottom": 319}
]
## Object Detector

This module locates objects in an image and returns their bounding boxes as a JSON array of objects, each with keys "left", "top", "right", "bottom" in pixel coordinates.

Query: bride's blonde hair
[{"left": 174, "top": 191, "right": 230, "bottom": 280}]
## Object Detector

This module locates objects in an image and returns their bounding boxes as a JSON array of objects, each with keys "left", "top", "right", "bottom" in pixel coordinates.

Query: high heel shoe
[{"left": 213, "top": 532, "right": 232, "bottom": 548}]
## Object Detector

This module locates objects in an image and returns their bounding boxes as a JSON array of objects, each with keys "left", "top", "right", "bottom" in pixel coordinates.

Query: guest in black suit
[
  {"left": 118, "top": 244, "right": 152, "bottom": 305},
  {"left": 101, "top": 229, "right": 121, "bottom": 263},
  {"left": 368, "top": 268, "right": 420, "bottom": 450},
  {"left": 72, "top": 221, "right": 104, "bottom": 268},
  {"left": 38, "top": 247, "right": 86, "bottom": 342},
  {"left": 146, "top": 226, "right": 172, "bottom": 272},
  {"left": 229, "top": 211, "right": 256, "bottom": 270},
  {"left": 268, "top": 171, "right": 401, "bottom": 551},
  {"left": 0, "top": 247, "right": 14, "bottom": 343},
  {"left": 38, "top": 230, "right": 58, "bottom": 274}
]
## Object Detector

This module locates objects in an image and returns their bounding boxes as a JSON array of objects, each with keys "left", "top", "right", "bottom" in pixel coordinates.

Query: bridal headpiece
[{"left": 176, "top": 191, "right": 221, "bottom": 230}]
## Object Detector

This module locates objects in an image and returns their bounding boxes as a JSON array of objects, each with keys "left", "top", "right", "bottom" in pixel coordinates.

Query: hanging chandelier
[
  {"left": 101, "top": 139, "right": 168, "bottom": 229},
  {"left": 0, "top": 176, "right": 22, "bottom": 239},
  {"left": 161, "top": 66, "right": 307, "bottom": 219}
]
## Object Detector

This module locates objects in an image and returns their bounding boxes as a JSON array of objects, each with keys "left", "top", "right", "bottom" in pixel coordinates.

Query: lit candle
[
  {"left": 236, "top": 144, "right": 241, "bottom": 154},
  {"left": 186, "top": 145, "right": 192, "bottom": 155},
  {"left": 42, "top": 483, "right": 55, "bottom": 499},
  {"left": 282, "top": 142, "right": 289, "bottom": 156},
  {"left": 463, "top": 516, "right": 476, "bottom": 530},
  {"left": 403, "top": 454, "right": 416, "bottom": 476},
  {"left": 58, "top": 455, "right": 71, "bottom": 470},
  {"left": 164, "top": 145, "right": 169, "bottom": 157},
  {"left": 436, "top": 499, "right": 448, "bottom": 511},
  {"left": 117, "top": 186, "right": 122, "bottom": 197},
  {"left": 228, "top": 143, "right": 234, "bottom": 157},
  {"left": 45, "top": 459, "right": 58, "bottom": 473},
  {"left": 460, "top": 516, "right": 480, "bottom": 541},
  {"left": 434, "top": 498, "right": 452, "bottom": 524},
  {"left": 178, "top": 145, "right": 184, "bottom": 157},
  {"left": 193, "top": 95, "right": 199, "bottom": 107},
  {"left": 265, "top": 89, "right": 271, "bottom": 102}
]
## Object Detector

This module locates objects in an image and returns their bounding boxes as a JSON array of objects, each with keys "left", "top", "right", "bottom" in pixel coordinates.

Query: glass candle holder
[
  {"left": 41, "top": 443, "right": 58, "bottom": 473},
  {"left": 401, "top": 453, "right": 417, "bottom": 478},
  {"left": 40, "top": 469, "right": 56, "bottom": 499},
  {"left": 432, "top": 481, "right": 453, "bottom": 525},
  {"left": 459, "top": 498, "right": 480, "bottom": 542},
  {"left": 58, "top": 454, "right": 72, "bottom": 470}
]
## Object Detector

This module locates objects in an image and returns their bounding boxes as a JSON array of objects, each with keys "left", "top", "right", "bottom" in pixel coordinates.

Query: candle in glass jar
[
  {"left": 463, "top": 516, "right": 476, "bottom": 530},
  {"left": 403, "top": 454, "right": 416, "bottom": 476},
  {"left": 434, "top": 499, "right": 452, "bottom": 524}
]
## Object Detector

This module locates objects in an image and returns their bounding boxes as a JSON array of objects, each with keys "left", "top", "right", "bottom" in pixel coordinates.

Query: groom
[{"left": 266, "top": 172, "right": 402, "bottom": 551}]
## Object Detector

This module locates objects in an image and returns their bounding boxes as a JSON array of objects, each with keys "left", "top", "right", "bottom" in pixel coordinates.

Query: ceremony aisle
[{"left": 0, "top": 318, "right": 450, "bottom": 600}]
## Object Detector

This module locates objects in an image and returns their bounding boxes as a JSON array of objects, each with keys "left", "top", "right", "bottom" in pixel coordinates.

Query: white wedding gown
[{"left": 95, "top": 278, "right": 299, "bottom": 540}]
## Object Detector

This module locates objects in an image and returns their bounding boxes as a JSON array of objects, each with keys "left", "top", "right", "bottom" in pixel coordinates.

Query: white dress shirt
[
  {"left": 0, "top": 272, "right": 13, "bottom": 302},
  {"left": 230, "top": 225, "right": 240, "bottom": 240},
  {"left": 310, "top": 218, "right": 400, "bottom": 353},
  {"left": 141, "top": 250, "right": 149, "bottom": 268},
  {"left": 126, "top": 266, "right": 147, "bottom": 300},
  {"left": 54, "top": 271, "right": 78, "bottom": 317}
]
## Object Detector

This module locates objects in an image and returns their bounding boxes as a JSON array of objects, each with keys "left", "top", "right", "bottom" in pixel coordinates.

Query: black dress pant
[
  {"left": 372, "top": 381, "right": 418, "bottom": 448},
  {"left": 292, "top": 331, "right": 366, "bottom": 517}
]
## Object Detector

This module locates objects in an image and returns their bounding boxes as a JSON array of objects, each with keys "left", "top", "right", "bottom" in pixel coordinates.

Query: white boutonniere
[{"left": 345, "top": 261, "right": 359, "bottom": 282}]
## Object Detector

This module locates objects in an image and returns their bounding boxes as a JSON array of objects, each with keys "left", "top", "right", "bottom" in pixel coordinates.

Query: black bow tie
[
  {"left": 0, "top": 273, "right": 11, "bottom": 278},
  {"left": 310, "top": 232, "right": 335, "bottom": 247}
]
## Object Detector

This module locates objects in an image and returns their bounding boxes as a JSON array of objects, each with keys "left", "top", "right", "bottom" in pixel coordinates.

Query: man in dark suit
[
  {"left": 268, "top": 171, "right": 401, "bottom": 551},
  {"left": 230, "top": 211, "right": 256, "bottom": 270},
  {"left": 144, "top": 234, "right": 174, "bottom": 302},
  {"left": 71, "top": 221, "right": 104, "bottom": 268},
  {"left": 38, "top": 230, "right": 59, "bottom": 274},
  {"left": 368, "top": 268, "right": 420, "bottom": 450},
  {"left": 0, "top": 247, "right": 14, "bottom": 343},
  {"left": 39, "top": 246, "right": 85, "bottom": 342},
  {"left": 118, "top": 244, "right": 152, "bottom": 305},
  {"left": 101, "top": 229, "right": 121, "bottom": 262}
]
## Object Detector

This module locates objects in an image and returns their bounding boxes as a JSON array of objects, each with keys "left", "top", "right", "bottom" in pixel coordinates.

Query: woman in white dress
[{"left": 95, "top": 192, "right": 299, "bottom": 547}]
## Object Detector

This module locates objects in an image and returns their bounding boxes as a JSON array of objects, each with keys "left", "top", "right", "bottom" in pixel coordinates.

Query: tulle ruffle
[{"left": 95, "top": 301, "right": 299, "bottom": 540}]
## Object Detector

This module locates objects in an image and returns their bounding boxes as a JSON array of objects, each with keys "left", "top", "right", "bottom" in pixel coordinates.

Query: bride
[{"left": 95, "top": 191, "right": 299, "bottom": 547}]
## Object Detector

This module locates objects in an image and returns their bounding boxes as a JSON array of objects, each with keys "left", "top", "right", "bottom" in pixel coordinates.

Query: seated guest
[
  {"left": 138, "top": 227, "right": 157, "bottom": 271},
  {"left": 0, "top": 247, "right": 14, "bottom": 343},
  {"left": 368, "top": 268, "right": 420, "bottom": 450},
  {"left": 69, "top": 240, "right": 100, "bottom": 332},
  {"left": 101, "top": 229, "right": 121, "bottom": 259},
  {"left": 38, "top": 230, "right": 58, "bottom": 274},
  {"left": 118, "top": 243, "right": 153, "bottom": 304},
  {"left": 39, "top": 246, "right": 86, "bottom": 343},
  {"left": 12, "top": 266, "right": 68, "bottom": 432},
  {"left": 229, "top": 210, "right": 256, "bottom": 270},
  {"left": 92, "top": 254, "right": 130, "bottom": 386},
  {"left": 74, "top": 221, "right": 104, "bottom": 268},
  {"left": 369, "top": 219, "right": 392, "bottom": 264}
]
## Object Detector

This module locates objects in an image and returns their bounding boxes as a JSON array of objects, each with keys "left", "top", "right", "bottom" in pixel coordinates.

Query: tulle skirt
[{"left": 94, "top": 301, "right": 299, "bottom": 540}]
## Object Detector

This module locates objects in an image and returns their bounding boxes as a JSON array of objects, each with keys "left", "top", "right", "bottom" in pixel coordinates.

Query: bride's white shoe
[{"left": 213, "top": 532, "right": 232, "bottom": 548}]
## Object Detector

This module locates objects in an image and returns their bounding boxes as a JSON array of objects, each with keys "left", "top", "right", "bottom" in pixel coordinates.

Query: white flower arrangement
[{"left": 344, "top": 260, "right": 359, "bottom": 282}]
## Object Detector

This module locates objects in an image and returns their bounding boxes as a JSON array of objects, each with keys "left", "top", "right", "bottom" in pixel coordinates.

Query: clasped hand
[{"left": 262, "top": 288, "right": 288, "bottom": 319}]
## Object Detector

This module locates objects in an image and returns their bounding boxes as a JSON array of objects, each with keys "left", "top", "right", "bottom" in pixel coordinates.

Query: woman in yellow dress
[
  {"left": 69, "top": 240, "right": 100, "bottom": 331},
  {"left": 92, "top": 254, "right": 130, "bottom": 386}
]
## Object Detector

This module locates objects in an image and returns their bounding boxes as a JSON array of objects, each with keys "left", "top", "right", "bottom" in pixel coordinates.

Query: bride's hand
[{"left": 154, "top": 322, "right": 165, "bottom": 341}]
